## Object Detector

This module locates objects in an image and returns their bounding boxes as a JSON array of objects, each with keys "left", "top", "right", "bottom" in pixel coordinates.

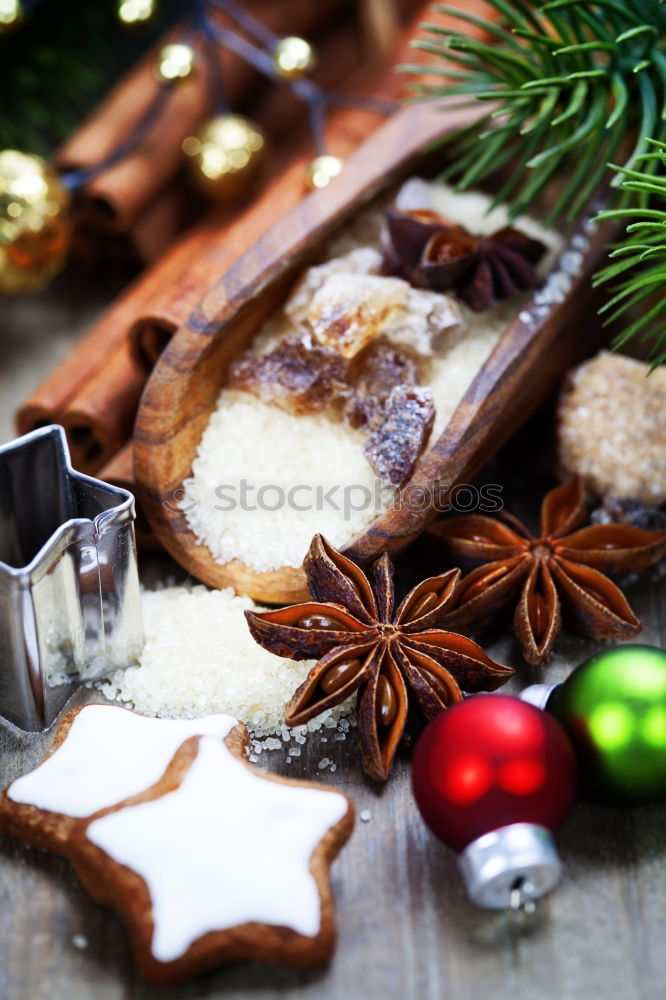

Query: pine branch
[
  {"left": 402, "top": 1, "right": 666, "bottom": 223},
  {"left": 594, "top": 139, "right": 666, "bottom": 369}
]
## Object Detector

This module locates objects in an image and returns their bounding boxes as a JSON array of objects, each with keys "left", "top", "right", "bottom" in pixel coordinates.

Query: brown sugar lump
[
  {"left": 284, "top": 247, "right": 383, "bottom": 329},
  {"left": 306, "top": 273, "right": 410, "bottom": 359},
  {"left": 228, "top": 336, "right": 347, "bottom": 416},
  {"left": 557, "top": 351, "right": 666, "bottom": 503}
]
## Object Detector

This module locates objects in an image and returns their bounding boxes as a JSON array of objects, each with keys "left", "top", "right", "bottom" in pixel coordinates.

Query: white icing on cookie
[
  {"left": 7, "top": 705, "right": 237, "bottom": 817},
  {"left": 86, "top": 737, "right": 350, "bottom": 961}
]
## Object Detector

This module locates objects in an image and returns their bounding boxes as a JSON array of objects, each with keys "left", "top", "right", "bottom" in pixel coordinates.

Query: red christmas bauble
[{"left": 412, "top": 695, "right": 576, "bottom": 853}]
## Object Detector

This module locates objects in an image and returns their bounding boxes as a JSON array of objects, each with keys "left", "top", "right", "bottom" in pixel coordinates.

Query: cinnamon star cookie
[
  {"left": 0, "top": 704, "right": 244, "bottom": 851},
  {"left": 0, "top": 704, "right": 354, "bottom": 982}
]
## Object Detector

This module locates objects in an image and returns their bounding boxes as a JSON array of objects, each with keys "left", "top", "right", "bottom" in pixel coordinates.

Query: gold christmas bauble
[
  {"left": 306, "top": 155, "right": 343, "bottom": 190},
  {"left": 0, "top": 150, "right": 71, "bottom": 295},
  {"left": 0, "top": 0, "right": 22, "bottom": 31},
  {"left": 182, "top": 115, "right": 268, "bottom": 199},
  {"left": 155, "top": 43, "right": 196, "bottom": 85},
  {"left": 272, "top": 36, "right": 316, "bottom": 80},
  {"left": 117, "top": 0, "right": 156, "bottom": 27}
]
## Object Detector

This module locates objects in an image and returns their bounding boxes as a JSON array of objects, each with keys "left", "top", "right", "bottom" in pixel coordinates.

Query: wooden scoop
[{"left": 134, "top": 96, "right": 614, "bottom": 603}]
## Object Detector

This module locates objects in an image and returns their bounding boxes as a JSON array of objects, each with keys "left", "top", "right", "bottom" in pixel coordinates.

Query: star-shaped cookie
[
  {"left": 0, "top": 704, "right": 354, "bottom": 983},
  {"left": 72, "top": 735, "right": 353, "bottom": 981},
  {"left": 0, "top": 704, "right": 244, "bottom": 850}
]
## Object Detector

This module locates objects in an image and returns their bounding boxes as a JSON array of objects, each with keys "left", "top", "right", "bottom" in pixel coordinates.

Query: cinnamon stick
[
  {"left": 55, "top": 0, "right": 355, "bottom": 233},
  {"left": 129, "top": 179, "right": 201, "bottom": 265},
  {"left": 59, "top": 344, "right": 146, "bottom": 474},
  {"left": 15, "top": 222, "right": 219, "bottom": 462},
  {"left": 15, "top": 288, "right": 146, "bottom": 437},
  {"left": 360, "top": 0, "right": 401, "bottom": 58}
]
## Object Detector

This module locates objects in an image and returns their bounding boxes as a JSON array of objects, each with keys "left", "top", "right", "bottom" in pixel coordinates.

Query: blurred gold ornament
[
  {"left": 155, "top": 43, "right": 196, "bottom": 85},
  {"left": 117, "top": 0, "right": 155, "bottom": 27},
  {"left": 307, "top": 155, "right": 343, "bottom": 190},
  {"left": 183, "top": 115, "right": 267, "bottom": 199},
  {"left": 0, "top": 151, "right": 71, "bottom": 295},
  {"left": 0, "top": 0, "right": 22, "bottom": 31},
  {"left": 272, "top": 36, "right": 316, "bottom": 80}
]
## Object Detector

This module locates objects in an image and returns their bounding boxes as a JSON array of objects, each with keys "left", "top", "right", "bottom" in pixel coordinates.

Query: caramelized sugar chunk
[
  {"left": 363, "top": 385, "right": 435, "bottom": 487},
  {"left": 228, "top": 336, "right": 347, "bottom": 416},
  {"left": 285, "top": 247, "right": 383, "bottom": 329},
  {"left": 384, "top": 287, "right": 463, "bottom": 357},
  {"left": 345, "top": 340, "right": 419, "bottom": 430},
  {"left": 285, "top": 244, "right": 462, "bottom": 361},
  {"left": 306, "top": 273, "right": 409, "bottom": 359}
]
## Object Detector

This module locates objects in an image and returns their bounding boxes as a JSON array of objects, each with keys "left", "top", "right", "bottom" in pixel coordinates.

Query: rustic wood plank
[
  {"left": 2, "top": 612, "right": 666, "bottom": 1000},
  {"left": 0, "top": 497, "right": 665, "bottom": 1000}
]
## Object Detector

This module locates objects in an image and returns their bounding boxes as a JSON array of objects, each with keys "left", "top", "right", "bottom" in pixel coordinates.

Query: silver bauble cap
[{"left": 457, "top": 822, "right": 562, "bottom": 909}]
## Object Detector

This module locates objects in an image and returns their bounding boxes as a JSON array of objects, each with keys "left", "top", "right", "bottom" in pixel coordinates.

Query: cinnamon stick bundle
[
  {"left": 16, "top": 10, "right": 386, "bottom": 472},
  {"left": 15, "top": 221, "right": 218, "bottom": 468},
  {"left": 55, "top": 0, "right": 354, "bottom": 235},
  {"left": 130, "top": 19, "right": 382, "bottom": 369}
]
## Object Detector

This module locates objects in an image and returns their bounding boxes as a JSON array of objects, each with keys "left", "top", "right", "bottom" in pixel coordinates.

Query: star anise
[
  {"left": 383, "top": 207, "right": 546, "bottom": 311},
  {"left": 430, "top": 478, "right": 666, "bottom": 667},
  {"left": 245, "top": 535, "right": 513, "bottom": 782}
]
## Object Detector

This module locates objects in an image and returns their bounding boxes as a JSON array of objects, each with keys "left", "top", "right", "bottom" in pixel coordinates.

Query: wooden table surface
[{"left": 1, "top": 275, "right": 665, "bottom": 1000}]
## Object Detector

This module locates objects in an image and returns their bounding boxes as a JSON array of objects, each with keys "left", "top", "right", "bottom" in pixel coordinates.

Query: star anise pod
[
  {"left": 430, "top": 478, "right": 666, "bottom": 667},
  {"left": 383, "top": 207, "right": 546, "bottom": 311},
  {"left": 245, "top": 535, "right": 513, "bottom": 782}
]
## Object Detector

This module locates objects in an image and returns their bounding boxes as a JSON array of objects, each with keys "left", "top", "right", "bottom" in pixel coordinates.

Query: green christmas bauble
[{"left": 548, "top": 645, "right": 666, "bottom": 804}]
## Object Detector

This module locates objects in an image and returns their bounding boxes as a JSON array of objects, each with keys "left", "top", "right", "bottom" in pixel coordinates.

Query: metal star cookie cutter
[{"left": 0, "top": 425, "right": 143, "bottom": 731}]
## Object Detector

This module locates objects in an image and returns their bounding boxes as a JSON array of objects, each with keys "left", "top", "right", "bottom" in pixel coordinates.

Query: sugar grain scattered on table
[{"left": 100, "top": 585, "right": 352, "bottom": 737}]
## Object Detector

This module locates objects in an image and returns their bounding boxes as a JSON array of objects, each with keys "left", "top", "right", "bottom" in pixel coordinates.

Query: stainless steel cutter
[{"left": 0, "top": 425, "right": 143, "bottom": 731}]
